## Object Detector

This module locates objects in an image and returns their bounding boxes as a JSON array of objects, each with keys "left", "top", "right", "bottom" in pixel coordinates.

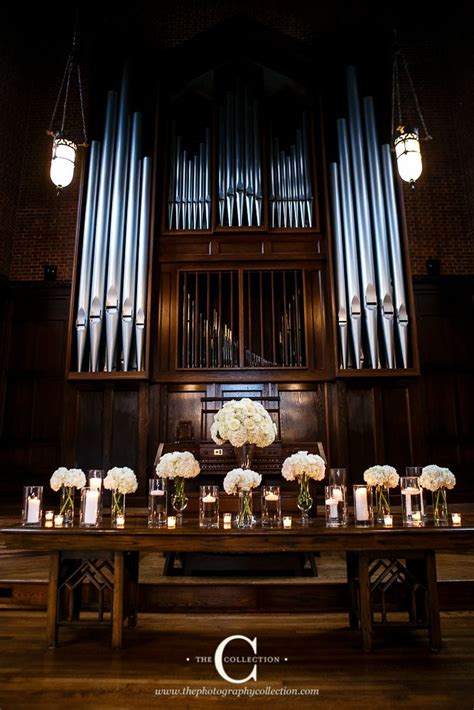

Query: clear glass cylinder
[
  {"left": 22, "top": 486, "right": 43, "bottom": 526},
  {"left": 149, "top": 478, "right": 168, "bottom": 527},
  {"left": 329, "top": 468, "right": 347, "bottom": 486},
  {"left": 296, "top": 476, "right": 313, "bottom": 524},
  {"left": 87, "top": 470, "right": 104, "bottom": 521},
  {"left": 59, "top": 485, "right": 75, "bottom": 527},
  {"left": 111, "top": 492, "right": 126, "bottom": 528},
  {"left": 432, "top": 489, "right": 449, "bottom": 526},
  {"left": 171, "top": 477, "right": 188, "bottom": 523},
  {"left": 374, "top": 485, "right": 391, "bottom": 523},
  {"left": 199, "top": 485, "right": 219, "bottom": 528},
  {"left": 80, "top": 487, "right": 100, "bottom": 528},
  {"left": 400, "top": 476, "right": 423, "bottom": 527},
  {"left": 325, "top": 485, "right": 347, "bottom": 527},
  {"left": 353, "top": 484, "right": 373, "bottom": 527},
  {"left": 406, "top": 466, "right": 427, "bottom": 519},
  {"left": 261, "top": 485, "right": 281, "bottom": 528},
  {"left": 236, "top": 490, "right": 256, "bottom": 528}
]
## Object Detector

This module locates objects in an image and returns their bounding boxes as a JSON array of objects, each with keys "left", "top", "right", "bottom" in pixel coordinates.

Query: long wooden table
[{"left": 2, "top": 518, "right": 474, "bottom": 651}]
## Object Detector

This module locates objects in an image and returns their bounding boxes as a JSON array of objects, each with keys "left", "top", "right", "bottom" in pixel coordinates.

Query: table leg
[
  {"left": 357, "top": 553, "right": 373, "bottom": 652},
  {"left": 112, "top": 552, "right": 124, "bottom": 649},
  {"left": 425, "top": 551, "right": 442, "bottom": 651},
  {"left": 346, "top": 552, "right": 359, "bottom": 629},
  {"left": 46, "top": 552, "right": 60, "bottom": 648}
]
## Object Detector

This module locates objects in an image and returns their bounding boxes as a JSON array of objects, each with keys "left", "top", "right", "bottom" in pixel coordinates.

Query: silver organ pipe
[
  {"left": 346, "top": 66, "right": 378, "bottom": 368},
  {"left": 121, "top": 112, "right": 142, "bottom": 372},
  {"left": 363, "top": 96, "right": 395, "bottom": 368},
  {"left": 381, "top": 144, "right": 410, "bottom": 367},
  {"left": 329, "top": 163, "right": 349, "bottom": 368},
  {"left": 75, "top": 140, "right": 101, "bottom": 372},
  {"left": 337, "top": 119, "right": 362, "bottom": 368},
  {"left": 89, "top": 91, "right": 118, "bottom": 372},
  {"left": 135, "top": 157, "right": 152, "bottom": 372},
  {"left": 105, "top": 66, "right": 130, "bottom": 371}
]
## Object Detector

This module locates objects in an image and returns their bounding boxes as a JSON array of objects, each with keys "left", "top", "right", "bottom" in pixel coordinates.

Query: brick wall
[{"left": 2, "top": 5, "right": 472, "bottom": 282}]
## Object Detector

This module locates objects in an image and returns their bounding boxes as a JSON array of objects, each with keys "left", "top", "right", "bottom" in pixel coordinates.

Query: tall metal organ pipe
[
  {"left": 76, "top": 140, "right": 101, "bottom": 372},
  {"left": 329, "top": 163, "right": 349, "bottom": 369},
  {"left": 121, "top": 112, "right": 143, "bottom": 371},
  {"left": 363, "top": 96, "right": 395, "bottom": 368},
  {"left": 105, "top": 66, "right": 131, "bottom": 371},
  {"left": 135, "top": 157, "right": 152, "bottom": 371},
  {"left": 89, "top": 91, "right": 118, "bottom": 372},
  {"left": 337, "top": 119, "right": 362, "bottom": 368},
  {"left": 346, "top": 66, "right": 378, "bottom": 368},
  {"left": 381, "top": 144, "right": 409, "bottom": 367}
]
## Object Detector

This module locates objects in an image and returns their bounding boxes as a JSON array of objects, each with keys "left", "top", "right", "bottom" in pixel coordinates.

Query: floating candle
[
  {"left": 265, "top": 493, "right": 280, "bottom": 502},
  {"left": 202, "top": 495, "right": 216, "bottom": 504},
  {"left": 89, "top": 478, "right": 102, "bottom": 491}
]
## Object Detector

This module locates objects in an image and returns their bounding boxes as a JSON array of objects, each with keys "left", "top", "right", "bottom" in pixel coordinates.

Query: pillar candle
[
  {"left": 202, "top": 495, "right": 216, "bottom": 503},
  {"left": 84, "top": 490, "right": 99, "bottom": 525},
  {"left": 27, "top": 497, "right": 40, "bottom": 524},
  {"left": 355, "top": 487, "right": 369, "bottom": 521}
]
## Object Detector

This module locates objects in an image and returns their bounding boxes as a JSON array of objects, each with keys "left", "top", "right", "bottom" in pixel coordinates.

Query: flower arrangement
[
  {"left": 211, "top": 398, "right": 277, "bottom": 448},
  {"left": 419, "top": 465, "right": 456, "bottom": 492},
  {"left": 155, "top": 451, "right": 201, "bottom": 479},
  {"left": 50, "top": 467, "right": 86, "bottom": 491},
  {"left": 104, "top": 467, "right": 138, "bottom": 494},
  {"left": 281, "top": 451, "right": 326, "bottom": 482},
  {"left": 223, "top": 468, "right": 262, "bottom": 494},
  {"left": 363, "top": 465, "right": 399, "bottom": 489}
]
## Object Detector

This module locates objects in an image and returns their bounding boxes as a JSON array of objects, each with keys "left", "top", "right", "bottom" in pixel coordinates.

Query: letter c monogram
[{"left": 214, "top": 635, "right": 258, "bottom": 684}]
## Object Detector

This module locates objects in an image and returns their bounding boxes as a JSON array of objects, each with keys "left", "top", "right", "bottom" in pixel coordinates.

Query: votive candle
[
  {"left": 223, "top": 513, "right": 232, "bottom": 525},
  {"left": 283, "top": 516, "right": 292, "bottom": 529},
  {"left": 45, "top": 510, "right": 54, "bottom": 522},
  {"left": 115, "top": 514, "right": 125, "bottom": 528},
  {"left": 54, "top": 514, "right": 64, "bottom": 527},
  {"left": 451, "top": 513, "right": 461, "bottom": 526},
  {"left": 167, "top": 516, "right": 177, "bottom": 528},
  {"left": 383, "top": 514, "right": 393, "bottom": 527}
]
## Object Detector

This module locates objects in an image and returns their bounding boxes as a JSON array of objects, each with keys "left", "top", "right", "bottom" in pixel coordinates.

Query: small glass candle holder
[
  {"left": 283, "top": 516, "right": 292, "bottom": 529},
  {"left": 115, "top": 514, "right": 125, "bottom": 528},
  {"left": 329, "top": 468, "right": 347, "bottom": 486},
  {"left": 199, "top": 485, "right": 219, "bottom": 529},
  {"left": 223, "top": 513, "right": 232, "bottom": 525},
  {"left": 353, "top": 484, "right": 373, "bottom": 527},
  {"left": 54, "top": 514, "right": 64, "bottom": 527},
  {"left": 325, "top": 485, "right": 347, "bottom": 527},
  {"left": 22, "top": 486, "right": 43, "bottom": 527},
  {"left": 383, "top": 514, "right": 393, "bottom": 527},
  {"left": 167, "top": 516, "right": 177, "bottom": 528},
  {"left": 79, "top": 487, "right": 100, "bottom": 528},
  {"left": 400, "top": 476, "right": 423, "bottom": 527},
  {"left": 148, "top": 478, "right": 168, "bottom": 527},
  {"left": 45, "top": 510, "right": 54, "bottom": 523},
  {"left": 261, "top": 485, "right": 282, "bottom": 528},
  {"left": 451, "top": 513, "right": 461, "bottom": 526}
]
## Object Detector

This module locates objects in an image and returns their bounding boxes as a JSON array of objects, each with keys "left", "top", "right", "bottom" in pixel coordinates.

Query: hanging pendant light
[
  {"left": 47, "top": 15, "right": 88, "bottom": 193},
  {"left": 391, "top": 37, "right": 431, "bottom": 188}
]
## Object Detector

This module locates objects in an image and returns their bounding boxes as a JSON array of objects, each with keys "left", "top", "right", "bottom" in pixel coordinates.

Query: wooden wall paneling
[
  {"left": 323, "top": 381, "right": 349, "bottom": 470},
  {"left": 155, "top": 269, "right": 173, "bottom": 378},
  {"left": 0, "top": 285, "right": 12, "bottom": 434},
  {"left": 138, "top": 384, "right": 149, "bottom": 485},
  {"left": 345, "top": 386, "right": 379, "bottom": 480},
  {"left": 165, "top": 386, "right": 206, "bottom": 444},
  {"left": 380, "top": 384, "right": 414, "bottom": 471},
  {"left": 110, "top": 388, "right": 139, "bottom": 471},
  {"left": 422, "top": 374, "right": 460, "bottom": 466},
  {"left": 279, "top": 386, "right": 326, "bottom": 445},
  {"left": 146, "top": 384, "right": 163, "bottom": 477},
  {"left": 74, "top": 387, "right": 105, "bottom": 470}
]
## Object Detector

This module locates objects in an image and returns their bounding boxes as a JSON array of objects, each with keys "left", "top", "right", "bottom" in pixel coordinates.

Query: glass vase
[
  {"left": 375, "top": 485, "right": 391, "bottom": 523},
  {"left": 433, "top": 489, "right": 448, "bottom": 526},
  {"left": 171, "top": 477, "right": 188, "bottom": 523},
  {"left": 236, "top": 490, "right": 255, "bottom": 528},
  {"left": 22, "top": 486, "right": 43, "bottom": 526},
  {"left": 59, "top": 485, "right": 75, "bottom": 527},
  {"left": 297, "top": 476, "right": 313, "bottom": 524},
  {"left": 233, "top": 443, "right": 255, "bottom": 470},
  {"left": 111, "top": 491, "right": 126, "bottom": 527}
]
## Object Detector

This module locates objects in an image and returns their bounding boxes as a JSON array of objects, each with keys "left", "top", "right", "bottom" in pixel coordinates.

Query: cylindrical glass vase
[
  {"left": 261, "top": 485, "right": 281, "bottom": 528},
  {"left": 325, "top": 485, "right": 347, "bottom": 527},
  {"left": 353, "top": 484, "right": 373, "bottom": 527},
  {"left": 59, "top": 485, "right": 75, "bottom": 527},
  {"left": 400, "top": 476, "right": 423, "bottom": 527},
  {"left": 199, "top": 485, "right": 219, "bottom": 528},
  {"left": 80, "top": 487, "right": 100, "bottom": 528},
  {"left": 375, "top": 485, "right": 391, "bottom": 523},
  {"left": 236, "top": 490, "right": 256, "bottom": 528},
  {"left": 432, "top": 489, "right": 449, "bottom": 526},
  {"left": 296, "top": 476, "right": 313, "bottom": 524},
  {"left": 22, "top": 486, "right": 43, "bottom": 526},
  {"left": 111, "top": 492, "right": 126, "bottom": 528},
  {"left": 149, "top": 478, "right": 168, "bottom": 527},
  {"left": 406, "top": 466, "right": 427, "bottom": 519}
]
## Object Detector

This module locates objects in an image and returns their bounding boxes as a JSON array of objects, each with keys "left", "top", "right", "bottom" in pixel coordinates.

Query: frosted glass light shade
[
  {"left": 394, "top": 128, "right": 423, "bottom": 184},
  {"left": 50, "top": 136, "right": 77, "bottom": 189}
]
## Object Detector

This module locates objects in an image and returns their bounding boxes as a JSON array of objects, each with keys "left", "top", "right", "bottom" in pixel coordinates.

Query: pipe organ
[
  {"left": 330, "top": 67, "right": 411, "bottom": 370},
  {"left": 75, "top": 69, "right": 152, "bottom": 373},
  {"left": 70, "top": 61, "right": 415, "bottom": 380}
]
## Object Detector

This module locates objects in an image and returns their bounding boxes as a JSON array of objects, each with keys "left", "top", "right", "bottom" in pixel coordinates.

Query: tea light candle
[
  {"left": 167, "top": 516, "right": 177, "bottom": 528},
  {"left": 45, "top": 510, "right": 54, "bottom": 522},
  {"left": 265, "top": 493, "right": 279, "bottom": 501},
  {"left": 223, "top": 513, "right": 232, "bottom": 524},
  {"left": 54, "top": 514, "right": 64, "bottom": 527},
  {"left": 150, "top": 489, "right": 165, "bottom": 496},
  {"left": 115, "top": 514, "right": 125, "bottom": 527},
  {"left": 283, "top": 516, "right": 292, "bottom": 529},
  {"left": 45, "top": 521, "right": 53, "bottom": 529},
  {"left": 202, "top": 495, "right": 216, "bottom": 504},
  {"left": 451, "top": 513, "right": 462, "bottom": 526},
  {"left": 223, "top": 522, "right": 232, "bottom": 529},
  {"left": 27, "top": 497, "right": 41, "bottom": 524},
  {"left": 325, "top": 498, "right": 338, "bottom": 518},
  {"left": 412, "top": 511, "right": 422, "bottom": 522},
  {"left": 384, "top": 514, "right": 393, "bottom": 527},
  {"left": 332, "top": 488, "right": 343, "bottom": 502}
]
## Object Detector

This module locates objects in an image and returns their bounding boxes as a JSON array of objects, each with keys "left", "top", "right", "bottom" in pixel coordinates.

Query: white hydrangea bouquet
[
  {"left": 419, "top": 465, "right": 456, "bottom": 522},
  {"left": 50, "top": 467, "right": 86, "bottom": 524},
  {"left": 223, "top": 467, "right": 262, "bottom": 529},
  {"left": 104, "top": 467, "right": 138, "bottom": 525},
  {"left": 211, "top": 398, "right": 277, "bottom": 449},
  {"left": 155, "top": 451, "right": 200, "bottom": 518},
  {"left": 363, "top": 465, "right": 399, "bottom": 521},
  {"left": 282, "top": 451, "right": 326, "bottom": 521}
]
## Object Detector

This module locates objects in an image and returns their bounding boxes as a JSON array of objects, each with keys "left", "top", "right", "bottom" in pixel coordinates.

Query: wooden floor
[{"left": 1, "top": 610, "right": 474, "bottom": 709}]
